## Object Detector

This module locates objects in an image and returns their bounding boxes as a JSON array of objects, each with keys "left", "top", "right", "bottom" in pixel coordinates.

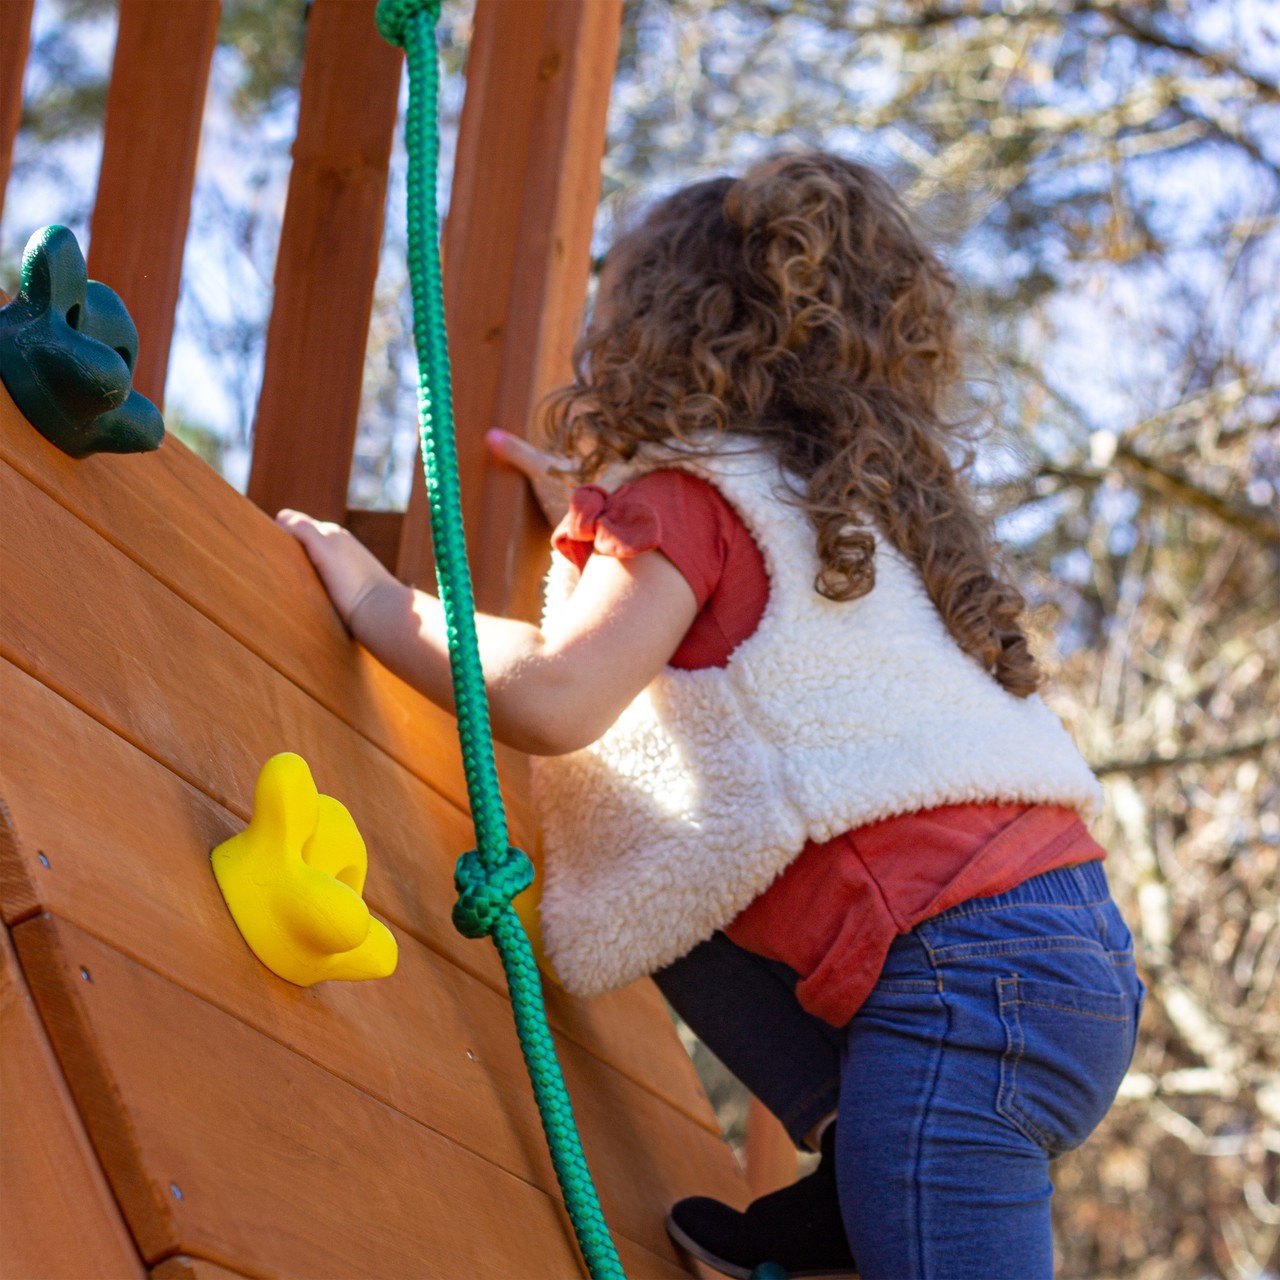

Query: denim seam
[
  {"left": 912, "top": 937, "right": 949, "bottom": 1277},
  {"left": 1019, "top": 1000, "right": 1128, "bottom": 1023},
  {"left": 997, "top": 976, "right": 1057, "bottom": 1152},
  {"left": 928, "top": 937, "right": 1132, "bottom": 961},
  {"left": 926, "top": 896, "right": 1109, "bottom": 924}
]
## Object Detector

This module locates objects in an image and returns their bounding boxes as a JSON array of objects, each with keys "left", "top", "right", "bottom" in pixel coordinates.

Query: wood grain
[
  {"left": 744, "top": 1097, "right": 798, "bottom": 1198},
  {"left": 397, "top": 0, "right": 623, "bottom": 620},
  {"left": 150, "top": 1259, "right": 248, "bottom": 1280},
  {"left": 0, "top": 402, "right": 718, "bottom": 1127},
  {"left": 346, "top": 508, "right": 405, "bottom": 575},
  {"left": 0, "top": 645, "right": 719, "bottom": 1135},
  {"left": 247, "top": 0, "right": 402, "bottom": 524},
  {"left": 14, "top": 916, "right": 705, "bottom": 1278},
  {"left": 87, "top": 0, "right": 220, "bottom": 408},
  {"left": 0, "top": 0, "right": 33, "bottom": 223},
  {"left": 0, "top": 381, "right": 481, "bottom": 825},
  {"left": 0, "top": 664, "right": 742, "bottom": 1260},
  {"left": 0, "top": 923, "right": 145, "bottom": 1280}
]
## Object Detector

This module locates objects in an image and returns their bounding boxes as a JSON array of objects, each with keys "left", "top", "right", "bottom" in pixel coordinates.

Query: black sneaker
[{"left": 666, "top": 1126, "right": 856, "bottom": 1279}]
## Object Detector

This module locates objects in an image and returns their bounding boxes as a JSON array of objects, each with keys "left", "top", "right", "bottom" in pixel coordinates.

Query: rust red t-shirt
[{"left": 553, "top": 469, "right": 1104, "bottom": 1026}]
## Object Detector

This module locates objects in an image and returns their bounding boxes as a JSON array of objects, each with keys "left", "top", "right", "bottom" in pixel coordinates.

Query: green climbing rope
[{"left": 374, "top": 3, "right": 625, "bottom": 1277}]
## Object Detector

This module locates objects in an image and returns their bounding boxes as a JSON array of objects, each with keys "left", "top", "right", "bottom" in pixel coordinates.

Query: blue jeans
[{"left": 654, "top": 860, "right": 1145, "bottom": 1279}]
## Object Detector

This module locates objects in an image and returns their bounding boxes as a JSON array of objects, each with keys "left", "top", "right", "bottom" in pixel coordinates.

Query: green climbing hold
[{"left": 0, "top": 225, "right": 164, "bottom": 459}]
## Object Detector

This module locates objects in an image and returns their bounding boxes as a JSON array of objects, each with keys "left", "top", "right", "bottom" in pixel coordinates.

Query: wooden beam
[
  {"left": 396, "top": 0, "right": 623, "bottom": 620},
  {"left": 0, "top": 922, "right": 145, "bottom": 1279},
  {"left": 246, "top": 0, "right": 402, "bottom": 525},
  {"left": 86, "top": 0, "right": 220, "bottom": 410},
  {"left": 745, "top": 1096, "right": 798, "bottom": 1198},
  {"left": 0, "top": 675, "right": 743, "bottom": 1262},
  {"left": 0, "top": 410, "right": 720, "bottom": 1127},
  {"left": 0, "top": 0, "right": 33, "bottom": 222},
  {"left": 345, "top": 506, "right": 403, "bottom": 573},
  {"left": 151, "top": 1259, "right": 251, "bottom": 1280},
  {"left": 15, "top": 914, "right": 699, "bottom": 1277}
]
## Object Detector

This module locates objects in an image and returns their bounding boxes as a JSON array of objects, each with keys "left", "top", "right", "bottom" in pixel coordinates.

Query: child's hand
[
  {"left": 276, "top": 509, "right": 397, "bottom": 631},
  {"left": 486, "top": 429, "right": 573, "bottom": 527}
]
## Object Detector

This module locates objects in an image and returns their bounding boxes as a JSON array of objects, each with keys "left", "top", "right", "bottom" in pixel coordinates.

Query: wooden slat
[
  {"left": 86, "top": 0, "right": 220, "bottom": 408},
  {"left": 0, "top": 466, "right": 718, "bottom": 1131},
  {"left": 0, "top": 383, "right": 716, "bottom": 1124},
  {"left": 0, "top": 376, "right": 485, "bottom": 829},
  {"left": 14, "top": 915, "right": 695, "bottom": 1278},
  {"left": 346, "top": 506, "right": 404, "bottom": 574},
  {"left": 397, "top": 0, "right": 623, "bottom": 619},
  {"left": 0, "top": 455, "right": 475, "bottom": 916},
  {"left": 151, "top": 1259, "right": 249, "bottom": 1280},
  {"left": 0, "top": 664, "right": 743, "bottom": 1261},
  {"left": 247, "top": 0, "right": 402, "bottom": 524},
  {"left": 0, "top": 0, "right": 34, "bottom": 221},
  {"left": 0, "top": 924, "right": 145, "bottom": 1280},
  {"left": 745, "top": 1097, "right": 797, "bottom": 1198}
]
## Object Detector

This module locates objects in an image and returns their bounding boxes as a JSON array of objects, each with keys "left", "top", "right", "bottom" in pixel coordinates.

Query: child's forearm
[{"left": 349, "top": 579, "right": 564, "bottom": 754}]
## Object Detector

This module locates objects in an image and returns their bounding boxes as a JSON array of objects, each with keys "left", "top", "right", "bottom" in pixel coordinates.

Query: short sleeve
[
  {"left": 550, "top": 469, "right": 769, "bottom": 668},
  {"left": 551, "top": 470, "right": 730, "bottom": 609}
]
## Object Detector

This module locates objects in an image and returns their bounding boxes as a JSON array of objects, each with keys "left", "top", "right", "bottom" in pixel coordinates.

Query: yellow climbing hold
[
  {"left": 513, "top": 868, "right": 562, "bottom": 989},
  {"left": 211, "top": 752, "right": 398, "bottom": 987}
]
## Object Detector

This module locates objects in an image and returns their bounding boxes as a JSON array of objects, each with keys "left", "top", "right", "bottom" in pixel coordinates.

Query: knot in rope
[
  {"left": 452, "top": 845, "right": 535, "bottom": 939},
  {"left": 375, "top": 0, "right": 442, "bottom": 47}
]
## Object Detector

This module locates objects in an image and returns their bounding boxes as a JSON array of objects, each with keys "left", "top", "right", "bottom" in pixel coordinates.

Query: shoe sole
[{"left": 665, "top": 1213, "right": 859, "bottom": 1280}]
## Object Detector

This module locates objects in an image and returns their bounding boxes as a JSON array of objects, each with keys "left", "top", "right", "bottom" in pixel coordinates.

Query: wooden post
[
  {"left": 395, "top": 0, "right": 623, "bottom": 620},
  {"left": 86, "top": 0, "right": 220, "bottom": 410},
  {"left": 744, "top": 1097, "right": 798, "bottom": 1198},
  {"left": 0, "top": 0, "right": 34, "bottom": 222},
  {"left": 246, "top": 0, "right": 402, "bottom": 525}
]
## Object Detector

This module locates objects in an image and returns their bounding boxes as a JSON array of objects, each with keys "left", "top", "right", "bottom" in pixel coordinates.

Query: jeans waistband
[{"left": 924, "top": 856, "right": 1111, "bottom": 923}]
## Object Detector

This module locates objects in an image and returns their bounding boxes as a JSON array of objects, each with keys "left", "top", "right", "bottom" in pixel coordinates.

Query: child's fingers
[
  {"left": 277, "top": 508, "right": 346, "bottom": 549},
  {"left": 486, "top": 429, "right": 557, "bottom": 480},
  {"left": 486, "top": 430, "right": 573, "bottom": 525}
]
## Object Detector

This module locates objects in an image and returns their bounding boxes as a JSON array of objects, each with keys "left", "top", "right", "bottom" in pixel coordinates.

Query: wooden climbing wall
[
  {"left": 1, "top": 0, "right": 757, "bottom": 1271},
  {"left": 0, "top": 385, "right": 746, "bottom": 1277}
]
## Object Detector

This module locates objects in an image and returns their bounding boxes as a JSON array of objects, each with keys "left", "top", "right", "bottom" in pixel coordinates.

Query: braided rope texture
[{"left": 376, "top": 3, "right": 626, "bottom": 1276}]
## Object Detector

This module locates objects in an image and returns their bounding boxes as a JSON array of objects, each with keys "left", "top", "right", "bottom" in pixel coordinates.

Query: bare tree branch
[
  {"left": 1093, "top": 731, "right": 1280, "bottom": 777},
  {"left": 1112, "top": 442, "right": 1280, "bottom": 548}
]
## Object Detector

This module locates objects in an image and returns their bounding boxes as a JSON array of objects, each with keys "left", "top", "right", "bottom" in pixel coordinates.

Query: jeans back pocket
[{"left": 996, "top": 972, "right": 1137, "bottom": 1158}]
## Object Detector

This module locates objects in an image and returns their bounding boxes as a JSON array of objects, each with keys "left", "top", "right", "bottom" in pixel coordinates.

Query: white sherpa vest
[{"left": 532, "top": 441, "right": 1103, "bottom": 998}]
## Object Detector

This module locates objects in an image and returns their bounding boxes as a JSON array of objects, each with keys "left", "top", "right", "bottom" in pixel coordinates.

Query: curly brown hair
[{"left": 544, "top": 152, "right": 1039, "bottom": 697}]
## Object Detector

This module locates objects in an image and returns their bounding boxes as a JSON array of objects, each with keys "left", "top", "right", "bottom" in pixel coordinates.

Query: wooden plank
[
  {"left": 745, "top": 1097, "right": 797, "bottom": 1198},
  {"left": 150, "top": 1259, "right": 248, "bottom": 1280},
  {"left": 0, "top": 924, "right": 145, "bottom": 1280},
  {"left": 0, "top": 378, "right": 484, "bottom": 828},
  {"left": 87, "top": 0, "right": 220, "bottom": 409},
  {"left": 0, "top": 455, "right": 476, "bottom": 911},
  {"left": 0, "top": 371, "right": 536, "bottom": 845},
  {"left": 0, "top": 384, "right": 725, "bottom": 1133},
  {"left": 0, "top": 633, "right": 718, "bottom": 1138},
  {"left": 346, "top": 507, "right": 404, "bottom": 574},
  {"left": 0, "top": 666, "right": 743, "bottom": 1261},
  {"left": 14, "top": 915, "right": 703, "bottom": 1278},
  {"left": 150, "top": 1242, "right": 687, "bottom": 1280},
  {"left": 397, "top": 0, "right": 623, "bottom": 620},
  {"left": 247, "top": 0, "right": 402, "bottom": 524},
  {"left": 0, "top": 0, "right": 33, "bottom": 223}
]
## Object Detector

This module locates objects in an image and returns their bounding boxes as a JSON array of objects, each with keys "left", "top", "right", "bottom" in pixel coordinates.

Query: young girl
[{"left": 278, "top": 152, "right": 1145, "bottom": 1280}]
